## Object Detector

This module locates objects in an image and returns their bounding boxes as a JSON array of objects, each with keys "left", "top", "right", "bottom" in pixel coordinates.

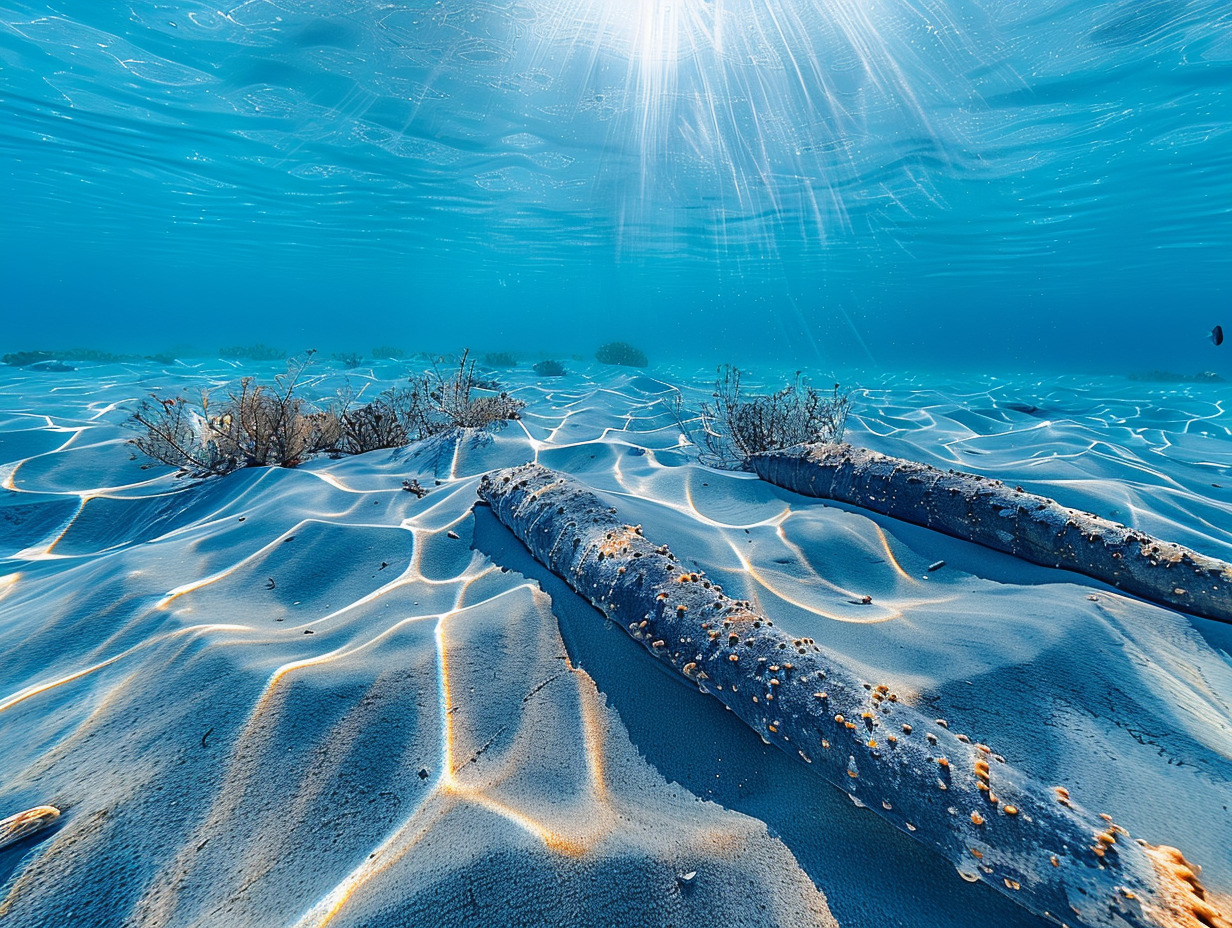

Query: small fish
[
  {"left": 1212, "top": 325, "right": 1224, "bottom": 346},
  {"left": 0, "top": 806, "right": 60, "bottom": 850}
]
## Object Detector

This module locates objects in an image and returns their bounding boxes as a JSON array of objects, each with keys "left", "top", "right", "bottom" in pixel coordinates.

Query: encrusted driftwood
[
  {"left": 478, "top": 463, "right": 1228, "bottom": 928},
  {"left": 750, "top": 443, "right": 1232, "bottom": 626},
  {"left": 0, "top": 806, "right": 59, "bottom": 851}
]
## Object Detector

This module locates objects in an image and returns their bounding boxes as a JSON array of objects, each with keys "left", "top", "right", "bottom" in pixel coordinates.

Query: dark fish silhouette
[{"left": 1213, "top": 325, "right": 1224, "bottom": 346}]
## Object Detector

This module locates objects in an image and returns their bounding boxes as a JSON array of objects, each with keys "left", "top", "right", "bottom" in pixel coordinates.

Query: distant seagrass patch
[{"left": 595, "top": 341, "right": 648, "bottom": 367}]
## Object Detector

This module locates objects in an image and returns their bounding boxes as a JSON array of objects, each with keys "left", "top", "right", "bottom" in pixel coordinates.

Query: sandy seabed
[{"left": 1, "top": 358, "right": 1230, "bottom": 928}]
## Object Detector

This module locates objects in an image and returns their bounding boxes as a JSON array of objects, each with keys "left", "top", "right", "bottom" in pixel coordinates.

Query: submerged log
[
  {"left": 751, "top": 443, "right": 1232, "bottom": 626},
  {"left": 478, "top": 463, "right": 1229, "bottom": 928}
]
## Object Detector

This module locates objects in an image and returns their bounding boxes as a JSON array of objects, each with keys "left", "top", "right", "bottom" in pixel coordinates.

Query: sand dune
[{"left": 1, "top": 360, "right": 1230, "bottom": 926}]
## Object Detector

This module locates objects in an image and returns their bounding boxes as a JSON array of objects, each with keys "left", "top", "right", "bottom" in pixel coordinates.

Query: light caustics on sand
[
  {"left": 616, "top": 459, "right": 938, "bottom": 622},
  {"left": 145, "top": 541, "right": 612, "bottom": 928},
  {"left": 290, "top": 590, "right": 616, "bottom": 928},
  {"left": 0, "top": 573, "right": 19, "bottom": 606},
  {"left": 0, "top": 624, "right": 254, "bottom": 716},
  {"left": 479, "top": 463, "right": 1231, "bottom": 928}
]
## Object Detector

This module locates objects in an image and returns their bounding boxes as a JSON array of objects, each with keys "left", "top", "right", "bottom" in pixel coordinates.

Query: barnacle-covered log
[
  {"left": 750, "top": 443, "right": 1232, "bottom": 626},
  {"left": 478, "top": 463, "right": 1229, "bottom": 928}
]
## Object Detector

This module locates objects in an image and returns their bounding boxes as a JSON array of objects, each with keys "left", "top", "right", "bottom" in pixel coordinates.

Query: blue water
[{"left": 1, "top": 1, "right": 1230, "bottom": 371}]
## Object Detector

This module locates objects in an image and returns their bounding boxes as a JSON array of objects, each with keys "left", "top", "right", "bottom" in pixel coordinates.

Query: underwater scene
[{"left": 1, "top": 2, "right": 1231, "bottom": 927}]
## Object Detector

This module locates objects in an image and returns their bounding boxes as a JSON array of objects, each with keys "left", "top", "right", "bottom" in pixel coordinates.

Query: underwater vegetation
[
  {"left": 1127, "top": 370, "right": 1225, "bottom": 383},
  {"left": 594, "top": 341, "right": 648, "bottom": 367},
  {"left": 403, "top": 349, "right": 524, "bottom": 433},
  {"left": 329, "top": 389, "right": 412, "bottom": 457},
  {"left": 673, "top": 365, "right": 851, "bottom": 470},
  {"left": 131, "top": 352, "right": 334, "bottom": 475},
  {"left": 371, "top": 345, "right": 408, "bottom": 359},
  {"left": 481, "top": 352, "right": 518, "bottom": 368},
  {"left": 218, "top": 343, "right": 286, "bottom": 362},
  {"left": 331, "top": 351, "right": 364, "bottom": 369},
  {"left": 131, "top": 350, "right": 522, "bottom": 477},
  {"left": 533, "top": 359, "right": 568, "bottom": 377}
]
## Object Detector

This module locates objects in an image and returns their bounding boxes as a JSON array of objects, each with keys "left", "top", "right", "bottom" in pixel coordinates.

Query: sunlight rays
[{"left": 522, "top": 0, "right": 981, "bottom": 250}]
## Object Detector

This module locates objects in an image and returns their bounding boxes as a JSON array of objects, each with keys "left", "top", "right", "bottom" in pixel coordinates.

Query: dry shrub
[
  {"left": 674, "top": 365, "right": 851, "bottom": 470},
  {"left": 131, "top": 349, "right": 524, "bottom": 476},
  {"left": 334, "top": 393, "right": 409, "bottom": 455},
  {"left": 132, "top": 352, "right": 332, "bottom": 476},
  {"left": 399, "top": 350, "right": 525, "bottom": 437},
  {"left": 130, "top": 395, "right": 224, "bottom": 476},
  {"left": 204, "top": 375, "right": 336, "bottom": 469}
]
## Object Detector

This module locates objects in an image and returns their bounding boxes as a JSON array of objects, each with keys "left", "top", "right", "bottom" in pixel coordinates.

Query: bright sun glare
[{"left": 524, "top": 0, "right": 975, "bottom": 250}]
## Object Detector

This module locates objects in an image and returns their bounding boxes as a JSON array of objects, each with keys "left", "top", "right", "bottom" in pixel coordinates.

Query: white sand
[{"left": 1, "top": 359, "right": 1229, "bottom": 927}]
